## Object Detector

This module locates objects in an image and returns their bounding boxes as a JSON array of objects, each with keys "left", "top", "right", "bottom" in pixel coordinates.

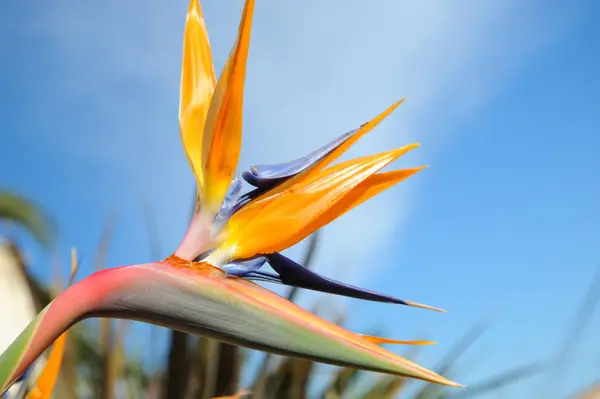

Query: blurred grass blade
[
  {"left": 450, "top": 360, "right": 549, "bottom": 398},
  {"left": 0, "top": 191, "right": 54, "bottom": 249},
  {"left": 355, "top": 345, "right": 423, "bottom": 399},
  {"left": 194, "top": 337, "right": 218, "bottom": 399},
  {"left": 432, "top": 321, "right": 488, "bottom": 375},
  {"left": 287, "top": 229, "right": 321, "bottom": 303},
  {"left": 214, "top": 343, "right": 242, "bottom": 397},
  {"left": 92, "top": 215, "right": 118, "bottom": 399},
  {"left": 94, "top": 212, "right": 117, "bottom": 272},
  {"left": 164, "top": 330, "right": 192, "bottom": 399},
  {"left": 545, "top": 263, "right": 600, "bottom": 397},
  {"left": 320, "top": 366, "right": 360, "bottom": 399},
  {"left": 413, "top": 321, "right": 487, "bottom": 399}
]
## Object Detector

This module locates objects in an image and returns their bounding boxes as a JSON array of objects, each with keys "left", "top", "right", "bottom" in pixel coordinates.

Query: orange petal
[
  {"left": 303, "top": 166, "right": 427, "bottom": 234},
  {"left": 300, "top": 100, "right": 405, "bottom": 181},
  {"left": 360, "top": 335, "right": 436, "bottom": 346},
  {"left": 201, "top": 0, "right": 255, "bottom": 213},
  {"left": 26, "top": 249, "right": 79, "bottom": 399},
  {"left": 179, "top": 0, "right": 217, "bottom": 195},
  {"left": 220, "top": 144, "right": 419, "bottom": 260},
  {"left": 25, "top": 334, "right": 67, "bottom": 399},
  {"left": 247, "top": 100, "right": 405, "bottom": 206}
]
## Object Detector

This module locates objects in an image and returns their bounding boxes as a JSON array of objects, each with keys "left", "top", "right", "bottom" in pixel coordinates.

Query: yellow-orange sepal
[
  {"left": 249, "top": 100, "right": 406, "bottom": 207},
  {"left": 179, "top": 0, "right": 217, "bottom": 197},
  {"left": 201, "top": 0, "right": 255, "bottom": 214},
  {"left": 219, "top": 144, "right": 420, "bottom": 260}
]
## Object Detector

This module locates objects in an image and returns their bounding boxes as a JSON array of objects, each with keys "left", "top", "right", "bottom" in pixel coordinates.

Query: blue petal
[
  {"left": 223, "top": 257, "right": 268, "bottom": 277},
  {"left": 214, "top": 176, "right": 243, "bottom": 224},
  {"left": 230, "top": 129, "right": 357, "bottom": 215},
  {"left": 264, "top": 253, "right": 417, "bottom": 305},
  {"left": 244, "top": 270, "right": 283, "bottom": 284},
  {"left": 228, "top": 186, "right": 270, "bottom": 215},
  {"left": 242, "top": 129, "right": 357, "bottom": 188}
]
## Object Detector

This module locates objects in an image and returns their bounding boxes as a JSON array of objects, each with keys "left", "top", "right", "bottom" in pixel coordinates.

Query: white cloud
[{"left": 9, "top": 0, "right": 575, "bottom": 294}]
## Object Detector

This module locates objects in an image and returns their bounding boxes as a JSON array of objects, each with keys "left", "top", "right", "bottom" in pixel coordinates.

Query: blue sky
[{"left": 1, "top": 0, "right": 599, "bottom": 397}]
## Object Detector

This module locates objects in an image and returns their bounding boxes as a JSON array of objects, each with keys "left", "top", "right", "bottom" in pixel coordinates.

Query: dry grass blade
[
  {"left": 93, "top": 212, "right": 117, "bottom": 272},
  {"left": 99, "top": 320, "right": 130, "bottom": 399},
  {"left": 92, "top": 215, "right": 118, "bottom": 399},
  {"left": 265, "top": 356, "right": 314, "bottom": 399},
  {"left": 290, "top": 357, "right": 314, "bottom": 399},
  {"left": 355, "top": 375, "right": 403, "bottom": 399},
  {"left": 163, "top": 331, "right": 192, "bottom": 399},
  {"left": 142, "top": 201, "right": 163, "bottom": 260},
  {"left": 213, "top": 343, "right": 243, "bottom": 397},
  {"left": 320, "top": 367, "right": 361, "bottom": 399}
]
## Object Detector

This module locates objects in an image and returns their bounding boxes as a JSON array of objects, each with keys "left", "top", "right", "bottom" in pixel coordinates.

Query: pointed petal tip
[
  {"left": 420, "top": 371, "right": 464, "bottom": 388},
  {"left": 200, "top": 0, "right": 255, "bottom": 212},
  {"left": 386, "top": 143, "right": 420, "bottom": 160},
  {"left": 424, "top": 370, "right": 465, "bottom": 388},
  {"left": 360, "top": 335, "right": 438, "bottom": 346},
  {"left": 414, "top": 340, "right": 437, "bottom": 345},
  {"left": 388, "top": 98, "right": 406, "bottom": 111},
  {"left": 381, "top": 143, "right": 421, "bottom": 165},
  {"left": 398, "top": 164, "right": 428, "bottom": 177},
  {"left": 404, "top": 300, "right": 448, "bottom": 313}
]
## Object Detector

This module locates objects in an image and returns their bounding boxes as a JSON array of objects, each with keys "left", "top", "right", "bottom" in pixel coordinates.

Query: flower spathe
[{"left": 0, "top": 0, "right": 464, "bottom": 394}]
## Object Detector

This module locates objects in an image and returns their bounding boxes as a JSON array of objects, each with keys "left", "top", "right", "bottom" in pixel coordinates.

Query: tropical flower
[{"left": 0, "top": 0, "right": 463, "bottom": 394}]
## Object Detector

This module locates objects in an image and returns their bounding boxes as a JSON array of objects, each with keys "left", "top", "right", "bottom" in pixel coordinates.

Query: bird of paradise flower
[{"left": 0, "top": 0, "right": 464, "bottom": 394}]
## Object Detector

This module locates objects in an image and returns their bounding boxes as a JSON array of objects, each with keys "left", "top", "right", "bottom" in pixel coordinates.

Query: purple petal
[
  {"left": 223, "top": 257, "right": 268, "bottom": 277},
  {"left": 264, "top": 253, "right": 414, "bottom": 305},
  {"left": 215, "top": 176, "right": 243, "bottom": 224},
  {"left": 242, "top": 129, "right": 357, "bottom": 188},
  {"left": 244, "top": 270, "right": 283, "bottom": 284},
  {"left": 229, "top": 186, "right": 269, "bottom": 215}
]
